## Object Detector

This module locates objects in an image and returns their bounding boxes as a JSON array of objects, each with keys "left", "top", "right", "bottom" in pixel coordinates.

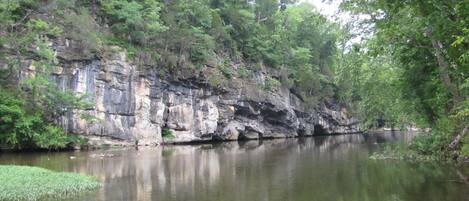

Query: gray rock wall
[{"left": 52, "top": 48, "right": 360, "bottom": 145}]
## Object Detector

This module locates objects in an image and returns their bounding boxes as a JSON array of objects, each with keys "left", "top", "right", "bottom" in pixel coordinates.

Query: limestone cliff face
[{"left": 50, "top": 44, "right": 359, "bottom": 145}]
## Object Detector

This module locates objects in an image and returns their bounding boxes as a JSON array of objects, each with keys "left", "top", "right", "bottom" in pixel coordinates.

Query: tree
[{"left": 340, "top": 0, "right": 469, "bottom": 158}]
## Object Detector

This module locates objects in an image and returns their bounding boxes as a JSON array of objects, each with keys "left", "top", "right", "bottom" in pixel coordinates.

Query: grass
[
  {"left": 162, "top": 128, "right": 176, "bottom": 139},
  {"left": 0, "top": 165, "right": 101, "bottom": 201}
]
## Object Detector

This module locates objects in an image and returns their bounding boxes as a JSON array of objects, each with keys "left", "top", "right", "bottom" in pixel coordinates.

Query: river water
[{"left": 1, "top": 132, "right": 468, "bottom": 201}]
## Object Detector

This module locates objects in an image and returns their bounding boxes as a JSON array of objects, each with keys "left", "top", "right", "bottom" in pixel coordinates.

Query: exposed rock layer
[{"left": 51, "top": 47, "right": 359, "bottom": 145}]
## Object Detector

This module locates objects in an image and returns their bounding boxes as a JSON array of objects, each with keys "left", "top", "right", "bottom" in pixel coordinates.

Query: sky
[
  {"left": 302, "top": 0, "right": 342, "bottom": 20},
  {"left": 302, "top": 0, "right": 371, "bottom": 45}
]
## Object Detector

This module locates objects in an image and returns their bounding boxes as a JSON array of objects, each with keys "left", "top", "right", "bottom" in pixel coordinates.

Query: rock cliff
[{"left": 45, "top": 42, "right": 359, "bottom": 145}]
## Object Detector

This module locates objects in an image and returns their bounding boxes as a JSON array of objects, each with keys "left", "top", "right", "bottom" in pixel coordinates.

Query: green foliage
[
  {"left": 0, "top": 4, "right": 95, "bottom": 149},
  {"left": 33, "top": 125, "right": 82, "bottom": 150},
  {"left": 102, "top": 35, "right": 139, "bottom": 59},
  {"left": 190, "top": 27, "right": 216, "bottom": 63},
  {"left": 264, "top": 76, "right": 281, "bottom": 91},
  {"left": 208, "top": 71, "right": 227, "bottom": 88},
  {"left": 410, "top": 134, "right": 449, "bottom": 157},
  {"left": 369, "top": 143, "right": 440, "bottom": 162},
  {"left": 0, "top": 88, "right": 40, "bottom": 147},
  {"left": 338, "top": 0, "right": 469, "bottom": 160},
  {"left": 237, "top": 67, "right": 250, "bottom": 79},
  {"left": 94, "top": 0, "right": 337, "bottom": 102},
  {"left": 64, "top": 8, "right": 102, "bottom": 55},
  {"left": 0, "top": 0, "right": 366, "bottom": 149},
  {"left": 0, "top": 0, "right": 39, "bottom": 24},
  {"left": 157, "top": 0, "right": 216, "bottom": 67},
  {"left": 218, "top": 58, "right": 232, "bottom": 78},
  {"left": 0, "top": 165, "right": 100, "bottom": 201},
  {"left": 395, "top": 118, "right": 456, "bottom": 160},
  {"left": 162, "top": 128, "right": 175, "bottom": 139},
  {"left": 55, "top": 0, "right": 77, "bottom": 9},
  {"left": 335, "top": 45, "right": 414, "bottom": 129},
  {"left": 451, "top": 77, "right": 469, "bottom": 123},
  {"left": 0, "top": 88, "right": 84, "bottom": 150},
  {"left": 276, "top": 5, "right": 339, "bottom": 104},
  {"left": 371, "top": 131, "right": 465, "bottom": 162},
  {"left": 99, "top": 0, "right": 167, "bottom": 45},
  {"left": 461, "top": 134, "right": 469, "bottom": 157}
]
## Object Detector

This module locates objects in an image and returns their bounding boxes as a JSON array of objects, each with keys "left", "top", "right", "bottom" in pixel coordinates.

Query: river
[{"left": 1, "top": 132, "right": 468, "bottom": 201}]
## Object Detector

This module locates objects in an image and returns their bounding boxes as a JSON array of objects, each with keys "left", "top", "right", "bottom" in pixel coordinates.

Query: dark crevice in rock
[
  {"left": 297, "top": 129, "right": 306, "bottom": 137},
  {"left": 314, "top": 124, "right": 328, "bottom": 136}
]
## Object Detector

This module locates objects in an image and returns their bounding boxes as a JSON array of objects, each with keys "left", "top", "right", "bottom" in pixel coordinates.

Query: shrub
[
  {"left": 237, "top": 67, "right": 250, "bottom": 78},
  {"left": 0, "top": 88, "right": 82, "bottom": 150},
  {"left": 218, "top": 58, "right": 232, "bottom": 78},
  {"left": 64, "top": 9, "right": 102, "bottom": 55},
  {"left": 265, "top": 76, "right": 281, "bottom": 91},
  {"left": 33, "top": 125, "right": 70, "bottom": 150},
  {"left": 410, "top": 133, "right": 448, "bottom": 156},
  {"left": 208, "top": 71, "right": 227, "bottom": 88},
  {"left": 409, "top": 118, "right": 455, "bottom": 157},
  {"left": 162, "top": 128, "right": 175, "bottom": 139}
]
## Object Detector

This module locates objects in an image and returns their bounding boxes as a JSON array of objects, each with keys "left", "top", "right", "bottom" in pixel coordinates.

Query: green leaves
[
  {"left": 338, "top": 0, "right": 469, "bottom": 159},
  {"left": 64, "top": 8, "right": 101, "bottom": 55},
  {"left": 162, "top": 128, "right": 175, "bottom": 139},
  {"left": 100, "top": 0, "right": 167, "bottom": 44},
  {"left": 0, "top": 88, "right": 84, "bottom": 150},
  {"left": 264, "top": 76, "right": 281, "bottom": 91},
  {"left": 94, "top": 0, "right": 339, "bottom": 104},
  {"left": 0, "top": 4, "right": 95, "bottom": 150}
]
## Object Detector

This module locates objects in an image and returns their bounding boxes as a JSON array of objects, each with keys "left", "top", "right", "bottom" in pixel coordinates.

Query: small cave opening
[
  {"left": 313, "top": 124, "right": 328, "bottom": 136},
  {"left": 297, "top": 129, "right": 306, "bottom": 137}
]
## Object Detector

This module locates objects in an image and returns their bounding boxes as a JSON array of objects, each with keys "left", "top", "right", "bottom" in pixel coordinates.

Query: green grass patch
[
  {"left": 0, "top": 165, "right": 101, "bottom": 201},
  {"left": 162, "top": 128, "right": 175, "bottom": 139}
]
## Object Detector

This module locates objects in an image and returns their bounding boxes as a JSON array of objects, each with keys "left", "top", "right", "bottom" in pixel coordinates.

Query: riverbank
[
  {"left": 0, "top": 165, "right": 100, "bottom": 201},
  {"left": 1, "top": 131, "right": 377, "bottom": 151},
  {"left": 1, "top": 132, "right": 467, "bottom": 201}
]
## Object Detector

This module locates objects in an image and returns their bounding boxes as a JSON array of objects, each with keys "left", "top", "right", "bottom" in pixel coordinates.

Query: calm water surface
[{"left": 1, "top": 132, "right": 469, "bottom": 201}]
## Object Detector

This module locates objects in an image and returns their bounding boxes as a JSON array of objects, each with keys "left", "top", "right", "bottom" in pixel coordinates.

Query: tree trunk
[
  {"left": 92, "top": 0, "right": 97, "bottom": 18},
  {"left": 426, "top": 27, "right": 467, "bottom": 152},
  {"left": 416, "top": 0, "right": 465, "bottom": 152},
  {"left": 426, "top": 27, "right": 461, "bottom": 106},
  {"left": 417, "top": 0, "right": 461, "bottom": 106},
  {"left": 449, "top": 126, "right": 468, "bottom": 150}
]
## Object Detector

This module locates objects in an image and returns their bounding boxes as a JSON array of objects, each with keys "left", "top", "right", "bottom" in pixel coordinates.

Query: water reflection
[{"left": 0, "top": 132, "right": 468, "bottom": 201}]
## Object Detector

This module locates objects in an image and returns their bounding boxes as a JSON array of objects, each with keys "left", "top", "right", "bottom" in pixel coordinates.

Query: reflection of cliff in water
[{"left": 0, "top": 132, "right": 466, "bottom": 201}]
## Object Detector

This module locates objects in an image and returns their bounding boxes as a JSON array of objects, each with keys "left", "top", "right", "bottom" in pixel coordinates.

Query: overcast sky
[
  {"left": 302, "top": 0, "right": 342, "bottom": 19},
  {"left": 301, "top": 0, "right": 370, "bottom": 45}
]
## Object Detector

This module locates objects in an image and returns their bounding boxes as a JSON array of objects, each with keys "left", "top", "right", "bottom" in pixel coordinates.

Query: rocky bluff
[{"left": 48, "top": 43, "right": 359, "bottom": 146}]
